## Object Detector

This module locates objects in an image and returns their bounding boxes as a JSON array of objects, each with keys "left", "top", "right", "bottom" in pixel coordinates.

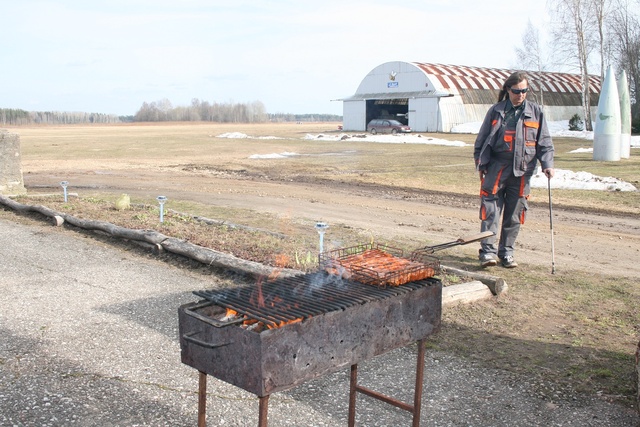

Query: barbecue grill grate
[
  {"left": 193, "top": 272, "right": 438, "bottom": 329},
  {"left": 318, "top": 243, "right": 440, "bottom": 288}
]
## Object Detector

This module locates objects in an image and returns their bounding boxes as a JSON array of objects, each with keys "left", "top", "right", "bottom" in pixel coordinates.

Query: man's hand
[
  {"left": 543, "top": 168, "right": 555, "bottom": 179},
  {"left": 479, "top": 170, "right": 486, "bottom": 180}
]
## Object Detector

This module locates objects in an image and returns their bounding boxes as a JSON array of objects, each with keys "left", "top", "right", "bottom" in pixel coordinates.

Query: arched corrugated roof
[
  {"left": 412, "top": 62, "right": 601, "bottom": 94},
  {"left": 411, "top": 62, "right": 601, "bottom": 107}
]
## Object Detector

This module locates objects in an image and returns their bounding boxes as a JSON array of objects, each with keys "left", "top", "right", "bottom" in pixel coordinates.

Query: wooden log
[
  {"left": 442, "top": 280, "right": 493, "bottom": 307},
  {"left": 0, "top": 195, "right": 65, "bottom": 226},
  {"left": 127, "top": 239, "right": 164, "bottom": 254},
  {"left": 1, "top": 196, "right": 168, "bottom": 245},
  {"left": 440, "top": 265, "right": 507, "bottom": 295},
  {"left": 61, "top": 215, "right": 168, "bottom": 245},
  {"left": 160, "top": 237, "right": 300, "bottom": 279}
]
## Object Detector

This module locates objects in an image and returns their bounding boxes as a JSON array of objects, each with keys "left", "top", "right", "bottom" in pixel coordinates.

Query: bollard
[
  {"left": 315, "top": 222, "right": 329, "bottom": 254},
  {"left": 157, "top": 196, "right": 167, "bottom": 223},
  {"left": 60, "top": 181, "right": 69, "bottom": 202}
]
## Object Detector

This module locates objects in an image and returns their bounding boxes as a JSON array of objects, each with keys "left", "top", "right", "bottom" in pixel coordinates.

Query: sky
[
  {"left": 219, "top": 121, "right": 639, "bottom": 192},
  {"left": 0, "top": 0, "right": 553, "bottom": 116}
]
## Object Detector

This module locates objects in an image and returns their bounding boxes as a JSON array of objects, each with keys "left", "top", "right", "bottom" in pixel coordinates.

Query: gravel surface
[{"left": 1, "top": 218, "right": 638, "bottom": 427}]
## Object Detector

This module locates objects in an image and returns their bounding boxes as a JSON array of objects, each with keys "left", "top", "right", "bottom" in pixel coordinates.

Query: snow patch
[
  {"left": 249, "top": 152, "right": 299, "bottom": 159},
  {"left": 530, "top": 168, "right": 637, "bottom": 191}
]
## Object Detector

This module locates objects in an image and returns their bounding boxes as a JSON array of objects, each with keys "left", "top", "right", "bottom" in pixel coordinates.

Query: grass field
[{"left": 13, "top": 122, "right": 640, "bottom": 215}]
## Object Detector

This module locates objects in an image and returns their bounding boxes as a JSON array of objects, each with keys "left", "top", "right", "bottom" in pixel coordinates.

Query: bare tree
[
  {"left": 515, "top": 20, "right": 546, "bottom": 71},
  {"left": 592, "top": 0, "right": 611, "bottom": 80},
  {"left": 514, "top": 20, "right": 548, "bottom": 106},
  {"left": 549, "top": 0, "right": 597, "bottom": 130},
  {"left": 608, "top": 0, "right": 640, "bottom": 120}
]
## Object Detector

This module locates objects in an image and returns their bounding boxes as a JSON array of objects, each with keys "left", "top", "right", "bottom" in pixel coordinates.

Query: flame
[
  {"left": 249, "top": 277, "right": 267, "bottom": 308},
  {"left": 267, "top": 269, "right": 282, "bottom": 281},
  {"left": 265, "top": 253, "right": 291, "bottom": 281},
  {"left": 223, "top": 260, "right": 311, "bottom": 330},
  {"left": 269, "top": 295, "right": 284, "bottom": 307},
  {"left": 256, "top": 278, "right": 265, "bottom": 307},
  {"left": 274, "top": 253, "right": 290, "bottom": 268},
  {"left": 265, "top": 317, "right": 304, "bottom": 330}
]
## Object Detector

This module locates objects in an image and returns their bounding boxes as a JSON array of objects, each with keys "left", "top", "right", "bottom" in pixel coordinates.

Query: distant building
[{"left": 340, "top": 61, "right": 601, "bottom": 132}]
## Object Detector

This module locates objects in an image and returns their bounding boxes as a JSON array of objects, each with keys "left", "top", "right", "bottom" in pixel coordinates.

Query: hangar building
[{"left": 340, "top": 61, "right": 601, "bottom": 132}]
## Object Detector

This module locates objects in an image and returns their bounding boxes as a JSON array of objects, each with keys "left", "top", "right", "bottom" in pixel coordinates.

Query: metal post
[
  {"left": 258, "top": 395, "right": 269, "bottom": 427},
  {"left": 412, "top": 339, "right": 427, "bottom": 427},
  {"left": 198, "top": 371, "right": 207, "bottom": 427},
  {"left": 348, "top": 364, "right": 358, "bottom": 427},
  {"left": 60, "top": 181, "right": 69, "bottom": 202},
  {"left": 315, "top": 222, "right": 329, "bottom": 254},
  {"left": 157, "top": 196, "right": 167, "bottom": 223}
]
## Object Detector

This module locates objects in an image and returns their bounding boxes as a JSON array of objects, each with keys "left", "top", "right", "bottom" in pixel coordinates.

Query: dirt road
[{"left": 24, "top": 166, "right": 640, "bottom": 279}]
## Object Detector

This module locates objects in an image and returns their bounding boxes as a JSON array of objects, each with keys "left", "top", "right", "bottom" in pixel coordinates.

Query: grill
[
  {"left": 318, "top": 242, "right": 440, "bottom": 287},
  {"left": 179, "top": 271, "right": 442, "bottom": 427}
]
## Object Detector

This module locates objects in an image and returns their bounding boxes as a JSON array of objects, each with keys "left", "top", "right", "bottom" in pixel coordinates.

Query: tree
[
  {"left": 608, "top": 0, "right": 640, "bottom": 120},
  {"left": 592, "top": 0, "right": 611, "bottom": 81},
  {"left": 132, "top": 99, "right": 270, "bottom": 123},
  {"left": 515, "top": 20, "right": 546, "bottom": 72},
  {"left": 514, "top": 20, "right": 548, "bottom": 106},
  {"left": 549, "top": 0, "right": 598, "bottom": 130}
]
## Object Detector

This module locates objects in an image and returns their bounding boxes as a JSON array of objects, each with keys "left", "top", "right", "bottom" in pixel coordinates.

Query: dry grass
[
  {"left": 431, "top": 263, "right": 640, "bottom": 403},
  {"left": 12, "top": 122, "right": 640, "bottom": 215}
]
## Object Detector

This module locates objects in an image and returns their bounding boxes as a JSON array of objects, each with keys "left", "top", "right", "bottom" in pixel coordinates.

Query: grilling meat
[{"left": 325, "top": 248, "right": 436, "bottom": 286}]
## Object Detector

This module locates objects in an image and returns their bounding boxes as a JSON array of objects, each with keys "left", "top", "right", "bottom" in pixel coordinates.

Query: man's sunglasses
[{"left": 510, "top": 87, "right": 529, "bottom": 94}]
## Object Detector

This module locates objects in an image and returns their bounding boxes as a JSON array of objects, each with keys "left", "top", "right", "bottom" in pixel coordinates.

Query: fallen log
[
  {"left": 160, "top": 237, "right": 301, "bottom": 279},
  {"left": 61, "top": 215, "right": 168, "bottom": 245},
  {"left": 440, "top": 265, "right": 507, "bottom": 295},
  {"left": 442, "top": 280, "right": 493, "bottom": 306},
  {"left": 0, "top": 195, "right": 65, "bottom": 226}
]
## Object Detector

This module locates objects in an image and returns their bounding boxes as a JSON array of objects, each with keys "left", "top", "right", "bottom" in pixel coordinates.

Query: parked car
[{"left": 366, "top": 119, "right": 411, "bottom": 134}]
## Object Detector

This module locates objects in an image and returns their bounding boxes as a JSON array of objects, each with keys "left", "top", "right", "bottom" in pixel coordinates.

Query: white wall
[
  {"left": 342, "top": 101, "right": 367, "bottom": 131},
  {"left": 408, "top": 98, "right": 439, "bottom": 132}
]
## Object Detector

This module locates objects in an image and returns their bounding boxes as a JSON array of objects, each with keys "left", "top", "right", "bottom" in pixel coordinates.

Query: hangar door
[{"left": 366, "top": 98, "right": 409, "bottom": 125}]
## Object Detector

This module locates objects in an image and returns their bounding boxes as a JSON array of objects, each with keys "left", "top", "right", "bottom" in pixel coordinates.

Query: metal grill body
[{"left": 179, "top": 272, "right": 442, "bottom": 397}]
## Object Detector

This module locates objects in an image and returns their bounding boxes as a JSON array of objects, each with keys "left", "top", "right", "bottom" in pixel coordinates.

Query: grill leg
[
  {"left": 412, "top": 338, "right": 426, "bottom": 427},
  {"left": 258, "top": 395, "right": 269, "bottom": 427},
  {"left": 348, "top": 364, "right": 358, "bottom": 427},
  {"left": 198, "top": 371, "right": 207, "bottom": 427},
  {"left": 347, "top": 340, "right": 427, "bottom": 427}
]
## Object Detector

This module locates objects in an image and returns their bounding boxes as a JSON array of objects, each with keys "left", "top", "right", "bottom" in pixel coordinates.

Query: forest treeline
[
  {"left": 0, "top": 108, "right": 122, "bottom": 126},
  {"left": 133, "top": 98, "right": 341, "bottom": 123},
  {"left": 0, "top": 98, "right": 341, "bottom": 126}
]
